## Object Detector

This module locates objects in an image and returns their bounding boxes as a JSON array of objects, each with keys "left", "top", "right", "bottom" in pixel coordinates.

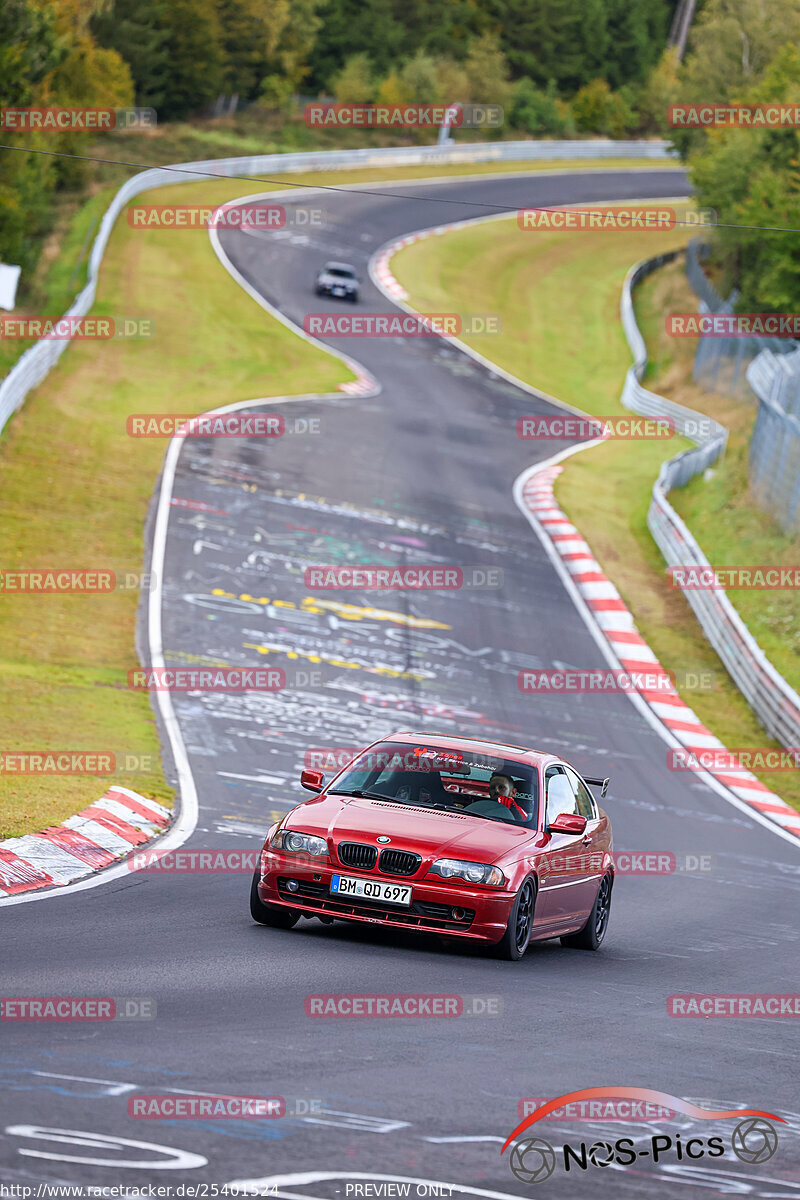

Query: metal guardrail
[
  {"left": 687, "top": 239, "right": 800, "bottom": 533},
  {"left": 747, "top": 348, "right": 800, "bottom": 533},
  {"left": 0, "top": 139, "right": 675, "bottom": 434},
  {"left": 684, "top": 237, "right": 725, "bottom": 312},
  {"left": 620, "top": 254, "right": 800, "bottom": 749},
  {"left": 686, "top": 238, "right": 798, "bottom": 396}
]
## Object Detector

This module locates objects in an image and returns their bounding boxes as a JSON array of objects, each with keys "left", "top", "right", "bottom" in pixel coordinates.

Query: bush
[
  {"left": 258, "top": 73, "right": 293, "bottom": 110},
  {"left": 399, "top": 52, "right": 443, "bottom": 104},
  {"left": 375, "top": 71, "right": 412, "bottom": 108},
  {"left": 331, "top": 52, "right": 375, "bottom": 103},
  {"left": 510, "top": 78, "right": 569, "bottom": 137},
  {"left": 571, "top": 77, "right": 634, "bottom": 136}
]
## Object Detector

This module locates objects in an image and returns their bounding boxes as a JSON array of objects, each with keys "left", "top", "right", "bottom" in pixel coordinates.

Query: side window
[
  {"left": 564, "top": 767, "right": 596, "bottom": 820},
  {"left": 545, "top": 767, "right": 579, "bottom": 823}
]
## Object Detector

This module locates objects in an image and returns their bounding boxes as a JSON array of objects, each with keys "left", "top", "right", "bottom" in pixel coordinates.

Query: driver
[{"left": 489, "top": 773, "right": 529, "bottom": 821}]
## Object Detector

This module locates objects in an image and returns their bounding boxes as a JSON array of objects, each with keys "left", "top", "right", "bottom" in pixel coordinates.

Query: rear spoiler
[{"left": 583, "top": 775, "right": 610, "bottom": 798}]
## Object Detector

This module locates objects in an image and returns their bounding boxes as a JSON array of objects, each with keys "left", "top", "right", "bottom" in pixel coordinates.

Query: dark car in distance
[{"left": 314, "top": 261, "right": 359, "bottom": 301}]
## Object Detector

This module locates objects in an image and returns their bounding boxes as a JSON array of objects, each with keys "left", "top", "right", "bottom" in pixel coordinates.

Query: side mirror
[
  {"left": 548, "top": 813, "right": 587, "bottom": 835},
  {"left": 300, "top": 769, "right": 324, "bottom": 793}
]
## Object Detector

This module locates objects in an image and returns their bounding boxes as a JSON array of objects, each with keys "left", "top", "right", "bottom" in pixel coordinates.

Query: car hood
[
  {"left": 319, "top": 273, "right": 355, "bottom": 285},
  {"left": 286, "top": 794, "right": 533, "bottom": 864}
]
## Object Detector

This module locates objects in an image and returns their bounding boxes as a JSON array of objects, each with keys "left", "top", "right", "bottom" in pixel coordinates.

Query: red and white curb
[
  {"left": 521, "top": 464, "right": 800, "bottom": 842},
  {"left": 339, "top": 370, "right": 376, "bottom": 397},
  {"left": 0, "top": 787, "right": 171, "bottom": 896},
  {"left": 372, "top": 214, "right": 800, "bottom": 847},
  {"left": 372, "top": 244, "right": 410, "bottom": 302}
]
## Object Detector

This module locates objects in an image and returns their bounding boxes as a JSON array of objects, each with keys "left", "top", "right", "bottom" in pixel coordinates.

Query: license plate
[
  {"left": 333, "top": 287, "right": 345, "bottom": 296},
  {"left": 331, "top": 874, "right": 412, "bottom": 906}
]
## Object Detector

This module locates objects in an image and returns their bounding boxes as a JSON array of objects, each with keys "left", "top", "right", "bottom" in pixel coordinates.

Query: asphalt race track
[{"left": 3, "top": 169, "right": 799, "bottom": 1197}]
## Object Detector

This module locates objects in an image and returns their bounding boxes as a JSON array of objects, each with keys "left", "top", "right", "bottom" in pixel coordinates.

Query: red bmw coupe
[{"left": 249, "top": 733, "right": 614, "bottom": 959}]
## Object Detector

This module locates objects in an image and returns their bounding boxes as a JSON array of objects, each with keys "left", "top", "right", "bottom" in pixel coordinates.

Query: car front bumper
[
  {"left": 258, "top": 850, "right": 513, "bottom": 942},
  {"left": 318, "top": 284, "right": 355, "bottom": 297}
]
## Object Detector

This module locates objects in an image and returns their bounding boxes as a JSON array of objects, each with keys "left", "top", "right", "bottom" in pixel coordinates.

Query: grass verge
[
  {"left": 0, "top": 178, "right": 349, "bottom": 838},
  {"left": 391, "top": 210, "right": 800, "bottom": 811},
  {"left": 635, "top": 259, "right": 800, "bottom": 698}
]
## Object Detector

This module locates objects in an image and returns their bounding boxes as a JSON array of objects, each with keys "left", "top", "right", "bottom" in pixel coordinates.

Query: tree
[
  {"left": 399, "top": 52, "right": 444, "bottom": 104},
  {"left": 510, "top": 77, "right": 570, "bottom": 137},
  {"left": 375, "top": 70, "right": 412, "bottom": 108},
  {"left": 674, "top": 0, "right": 800, "bottom": 155},
  {"left": 308, "top": 0, "right": 404, "bottom": 91},
  {"left": 90, "top": 0, "right": 168, "bottom": 108},
  {"left": 395, "top": 0, "right": 488, "bottom": 60},
  {"left": 572, "top": 78, "right": 612, "bottom": 133},
  {"left": 0, "top": 0, "right": 129, "bottom": 272},
  {"left": 158, "top": 0, "right": 224, "bottom": 119},
  {"left": 680, "top": 0, "right": 800, "bottom": 103},
  {"left": 432, "top": 56, "right": 470, "bottom": 107},
  {"left": 636, "top": 46, "right": 681, "bottom": 135},
  {"left": 0, "top": 0, "right": 62, "bottom": 106},
  {"left": 463, "top": 32, "right": 511, "bottom": 107},
  {"left": 688, "top": 43, "right": 800, "bottom": 311},
  {"left": 485, "top": 0, "right": 608, "bottom": 91},
  {"left": 45, "top": 33, "right": 133, "bottom": 184},
  {"left": 331, "top": 52, "right": 375, "bottom": 103},
  {"left": 604, "top": 0, "right": 670, "bottom": 90},
  {"left": 216, "top": 0, "right": 271, "bottom": 101},
  {"left": 267, "top": 0, "right": 323, "bottom": 92}
]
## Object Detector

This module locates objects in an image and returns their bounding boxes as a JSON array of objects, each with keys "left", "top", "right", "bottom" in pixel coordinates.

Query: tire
[
  {"left": 249, "top": 870, "right": 299, "bottom": 929},
  {"left": 561, "top": 872, "right": 613, "bottom": 951},
  {"left": 495, "top": 876, "right": 536, "bottom": 960},
  {"left": 350, "top": 291, "right": 359, "bottom": 303}
]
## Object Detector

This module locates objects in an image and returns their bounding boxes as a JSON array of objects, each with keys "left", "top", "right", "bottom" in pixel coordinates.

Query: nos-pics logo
[{"left": 502, "top": 1088, "right": 782, "bottom": 1184}]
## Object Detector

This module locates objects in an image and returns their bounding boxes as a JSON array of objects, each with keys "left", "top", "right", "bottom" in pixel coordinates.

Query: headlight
[
  {"left": 429, "top": 858, "right": 505, "bottom": 887},
  {"left": 271, "top": 830, "right": 327, "bottom": 857}
]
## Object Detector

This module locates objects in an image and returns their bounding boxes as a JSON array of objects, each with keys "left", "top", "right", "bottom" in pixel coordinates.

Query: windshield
[
  {"left": 328, "top": 740, "right": 539, "bottom": 828},
  {"left": 326, "top": 267, "right": 355, "bottom": 278}
]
